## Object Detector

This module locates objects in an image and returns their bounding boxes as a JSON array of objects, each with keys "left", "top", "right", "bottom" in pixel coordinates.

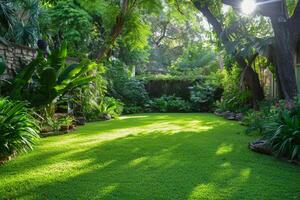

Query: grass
[{"left": 0, "top": 113, "right": 299, "bottom": 200}]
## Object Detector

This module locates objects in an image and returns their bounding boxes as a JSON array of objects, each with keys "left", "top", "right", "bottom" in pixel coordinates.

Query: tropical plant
[
  {"left": 41, "top": 114, "right": 74, "bottom": 133},
  {"left": 84, "top": 97, "right": 123, "bottom": 121},
  {"left": 0, "top": 0, "right": 40, "bottom": 46},
  {"left": 0, "top": 98, "right": 39, "bottom": 158},
  {"left": 10, "top": 43, "right": 97, "bottom": 107},
  {"left": 97, "top": 97, "right": 124, "bottom": 119},
  {"left": 262, "top": 101, "right": 300, "bottom": 160}
]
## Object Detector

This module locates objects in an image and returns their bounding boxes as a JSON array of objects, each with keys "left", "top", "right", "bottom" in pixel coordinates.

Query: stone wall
[{"left": 0, "top": 41, "right": 37, "bottom": 79}]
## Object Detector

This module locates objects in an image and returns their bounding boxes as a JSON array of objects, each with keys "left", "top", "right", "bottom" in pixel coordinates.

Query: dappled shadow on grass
[{"left": 0, "top": 113, "right": 299, "bottom": 200}]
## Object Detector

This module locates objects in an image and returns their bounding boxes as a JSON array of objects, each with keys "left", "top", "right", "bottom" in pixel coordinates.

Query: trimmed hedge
[{"left": 145, "top": 79, "right": 193, "bottom": 100}]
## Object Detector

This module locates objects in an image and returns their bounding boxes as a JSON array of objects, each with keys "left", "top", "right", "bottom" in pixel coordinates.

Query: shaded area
[{"left": 0, "top": 113, "right": 299, "bottom": 200}]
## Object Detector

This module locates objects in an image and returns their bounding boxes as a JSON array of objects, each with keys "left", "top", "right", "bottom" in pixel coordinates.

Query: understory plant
[
  {"left": 106, "top": 59, "right": 149, "bottom": 107},
  {"left": 190, "top": 77, "right": 222, "bottom": 112},
  {"left": 10, "top": 43, "right": 97, "bottom": 107},
  {"left": 245, "top": 100, "right": 300, "bottom": 160},
  {"left": 216, "top": 67, "right": 251, "bottom": 112},
  {"left": 83, "top": 97, "right": 124, "bottom": 121},
  {"left": 41, "top": 115, "right": 74, "bottom": 133},
  {"left": 150, "top": 95, "right": 191, "bottom": 113},
  {"left": 263, "top": 101, "right": 300, "bottom": 160},
  {"left": 0, "top": 98, "right": 39, "bottom": 159}
]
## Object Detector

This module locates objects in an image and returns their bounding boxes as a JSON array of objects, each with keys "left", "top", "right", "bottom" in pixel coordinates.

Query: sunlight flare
[{"left": 241, "top": 0, "right": 257, "bottom": 14}]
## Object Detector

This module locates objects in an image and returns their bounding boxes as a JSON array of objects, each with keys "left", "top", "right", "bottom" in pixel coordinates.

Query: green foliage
[
  {"left": 216, "top": 67, "right": 251, "bottom": 112},
  {"left": 242, "top": 100, "right": 277, "bottom": 133},
  {"left": 98, "top": 97, "right": 124, "bottom": 118},
  {"left": 190, "top": 78, "right": 222, "bottom": 112},
  {"left": 41, "top": 114, "right": 74, "bottom": 132},
  {"left": 10, "top": 44, "right": 97, "bottom": 107},
  {"left": 172, "top": 43, "right": 218, "bottom": 74},
  {"left": 84, "top": 97, "right": 123, "bottom": 121},
  {"left": 244, "top": 99, "right": 300, "bottom": 160},
  {"left": 263, "top": 100, "right": 300, "bottom": 160},
  {"left": 122, "top": 11, "right": 151, "bottom": 51},
  {"left": 150, "top": 95, "right": 191, "bottom": 113},
  {"left": 40, "top": 0, "right": 93, "bottom": 55},
  {"left": 106, "top": 59, "right": 149, "bottom": 106},
  {"left": 123, "top": 105, "right": 144, "bottom": 114},
  {"left": 0, "top": 0, "right": 40, "bottom": 46},
  {"left": 0, "top": 98, "right": 39, "bottom": 157},
  {"left": 80, "top": 64, "right": 108, "bottom": 119}
]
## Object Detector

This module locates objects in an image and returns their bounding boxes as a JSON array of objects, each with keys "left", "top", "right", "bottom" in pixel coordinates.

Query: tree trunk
[
  {"left": 242, "top": 66, "right": 265, "bottom": 108},
  {"left": 193, "top": 3, "right": 264, "bottom": 105},
  {"left": 223, "top": 0, "right": 300, "bottom": 100},
  {"left": 271, "top": 17, "right": 297, "bottom": 100},
  {"left": 95, "top": 0, "right": 128, "bottom": 61}
]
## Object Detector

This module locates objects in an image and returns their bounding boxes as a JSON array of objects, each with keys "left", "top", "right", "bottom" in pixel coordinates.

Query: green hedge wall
[{"left": 144, "top": 79, "right": 193, "bottom": 100}]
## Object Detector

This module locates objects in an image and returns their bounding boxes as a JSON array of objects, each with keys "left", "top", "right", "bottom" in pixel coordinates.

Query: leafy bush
[
  {"left": 217, "top": 67, "right": 251, "bottom": 112},
  {"left": 0, "top": 98, "right": 39, "bottom": 158},
  {"left": 106, "top": 59, "right": 149, "bottom": 106},
  {"left": 121, "top": 79, "right": 149, "bottom": 105},
  {"left": 84, "top": 97, "right": 123, "bottom": 121},
  {"left": 41, "top": 115, "right": 74, "bottom": 133},
  {"left": 123, "top": 105, "right": 144, "bottom": 114},
  {"left": 242, "top": 101, "right": 277, "bottom": 134},
  {"left": 245, "top": 100, "right": 300, "bottom": 160},
  {"left": 10, "top": 44, "right": 97, "bottom": 107},
  {"left": 190, "top": 77, "right": 222, "bottom": 112},
  {"left": 150, "top": 95, "right": 191, "bottom": 113},
  {"left": 263, "top": 101, "right": 300, "bottom": 160}
]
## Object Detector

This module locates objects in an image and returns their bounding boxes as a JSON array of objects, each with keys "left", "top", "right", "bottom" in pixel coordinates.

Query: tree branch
[
  {"left": 193, "top": 2, "right": 223, "bottom": 36},
  {"left": 154, "top": 22, "right": 168, "bottom": 46},
  {"left": 96, "top": 0, "right": 129, "bottom": 61},
  {"left": 248, "top": 52, "right": 259, "bottom": 66}
]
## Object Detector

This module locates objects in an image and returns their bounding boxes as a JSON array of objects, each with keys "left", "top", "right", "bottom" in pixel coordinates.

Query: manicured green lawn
[{"left": 0, "top": 113, "right": 299, "bottom": 200}]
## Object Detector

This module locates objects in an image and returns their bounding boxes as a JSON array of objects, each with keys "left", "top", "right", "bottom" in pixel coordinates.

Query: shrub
[
  {"left": 100, "top": 97, "right": 124, "bottom": 118},
  {"left": 121, "top": 79, "right": 149, "bottom": 105},
  {"left": 242, "top": 101, "right": 278, "bottom": 134},
  {"left": 144, "top": 78, "right": 193, "bottom": 100},
  {"left": 150, "top": 95, "right": 191, "bottom": 113},
  {"left": 106, "top": 60, "right": 148, "bottom": 106},
  {"left": 84, "top": 97, "right": 124, "bottom": 121},
  {"left": 41, "top": 115, "right": 74, "bottom": 133},
  {"left": 217, "top": 67, "right": 251, "bottom": 112},
  {"left": 263, "top": 101, "right": 300, "bottom": 160},
  {"left": 190, "top": 79, "right": 222, "bottom": 112},
  {"left": 245, "top": 100, "right": 300, "bottom": 160},
  {"left": 0, "top": 98, "right": 39, "bottom": 158},
  {"left": 123, "top": 105, "right": 144, "bottom": 114}
]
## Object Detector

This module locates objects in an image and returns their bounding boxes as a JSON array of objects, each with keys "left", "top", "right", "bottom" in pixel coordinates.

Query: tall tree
[
  {"left": 223, "top": 0, "right": 300, "bottom": 100},
  {"left": 192, "top": 0, "right": 265, "bottom": 106}
]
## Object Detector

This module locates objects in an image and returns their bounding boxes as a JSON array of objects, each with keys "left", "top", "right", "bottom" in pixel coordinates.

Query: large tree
[
  {"left": 223, "top": 0, "right": 300, "bottom": 100},
  {"left": 192, "top": 0, "right": 265, "bottom": 106}
]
